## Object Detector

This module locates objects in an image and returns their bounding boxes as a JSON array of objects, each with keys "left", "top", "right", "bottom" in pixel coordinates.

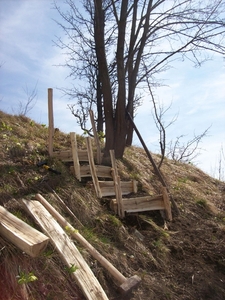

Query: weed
[
  {"left": 17, "top": 271, "right": 38, "bottom": 285},
  {"left": 0, "top": 121, "right": 12, "bottom": 131},
  {"left": 65, "top": 264, "right": 79, "bottom": 274},
  {"left": 196, "top": 198, "right": 207, "bottom": 208},
  {"left": 108, "top": 215, "right": 122, "bottom": 227},
  {"left": 43, "top": 249, "right": 54, "bottom": 258}
]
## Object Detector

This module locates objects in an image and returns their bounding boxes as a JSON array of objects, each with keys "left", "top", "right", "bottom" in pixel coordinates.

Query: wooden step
[
  {"left": 53, "top": 149, "right": 89, "bottom": 162},
  {"left": 99, "top": 180, "right": 137, "bottom": 197},
  {"left": 110, "top": 187, "right": 172, "bottom": 221},
  {"left": 70, "top": 165, "right": 113, "bottom": 179},
  {"left": 110, "top": 195, "right": 164, "bottom": 213}
]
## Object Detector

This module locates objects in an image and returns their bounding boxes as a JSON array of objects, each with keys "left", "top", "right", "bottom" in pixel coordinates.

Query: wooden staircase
[{"left": 48, "top": 89, "right": 172, "bottom": 221}]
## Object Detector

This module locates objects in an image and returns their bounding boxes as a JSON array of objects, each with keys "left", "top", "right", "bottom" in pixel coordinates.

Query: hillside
[{"left": 0, "top": 110, "right": 224, "bottom": 300}]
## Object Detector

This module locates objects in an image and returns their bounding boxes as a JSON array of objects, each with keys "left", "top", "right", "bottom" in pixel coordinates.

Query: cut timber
[
  {"left": 110, "top": 195, "right": 165, "bottom": 214},
  {"left": 70, "top": 132, "right": 81, "bottom": 181},
  {"left": 80, "top": 165, "right": 112, "bottom": 178},
  {"left": 0, "top": 205, "right": 49, "bottom": 257},
  {"left": 35, "top": 193, "right": 141, "bottom": 294},
  {"left": 52, "top": 149, "right": 73, "bottom": 161},
  {"left": 99, "top": 180, "right": 137, "bottom": 197},
  {"left": 89, "top": 110, "right": 102, "bottom": 164},
  {"left": 86, "top": 137, "right": 102, "bottom": 198},
  {"left": 162, "top": 187, "right": 172, "bottom": 221},
  {"left": 110, "top": 150, "right": 124, "bottom": 218},
  {"left": 48, "top": 88, "right": 54, "bottom": 156},
  {"left": 52, "top": 149, "right": 89, "bottom": 163},
  {"left": 22, "top": 199, "right": 108, "bottom": 300}
]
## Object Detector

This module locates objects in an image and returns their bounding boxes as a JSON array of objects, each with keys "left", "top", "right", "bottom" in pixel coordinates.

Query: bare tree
[
  {"left": 167, "top": 127, "right": 210, "bottom": 163},
  {"left": 55, "top": 0, "right": 225, "bottom": 159},
  {"left": 15, "top": 82, "right": 38, "bottom": 116}
]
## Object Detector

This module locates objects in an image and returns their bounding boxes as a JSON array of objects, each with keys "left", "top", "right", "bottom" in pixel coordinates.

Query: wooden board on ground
[
  {"left": 0, "top": 205, "right": 49, "bottom": 257},
  {"left": 110, "top": 195, "right": 165, "bottom": 213},
  {"left": 22, "top": 199, "right": 109, "bottom": 300}
]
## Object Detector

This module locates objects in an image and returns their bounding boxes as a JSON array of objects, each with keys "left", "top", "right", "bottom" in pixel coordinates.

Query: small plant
[
  {"left": 0, "top": 121, "right": 12, "bottom": 131},
  {"left": 65, "top": 264, "right": 79, "bottom": 274},
  {"left": 17, "top": 271, "right": 38, "bottom": 285},
  {"left": 196, "top": 198, "right": 207, "bottom": 208}
]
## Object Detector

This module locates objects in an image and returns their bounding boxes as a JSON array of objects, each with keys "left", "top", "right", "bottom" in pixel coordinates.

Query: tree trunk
[
  {"left": 114, "top": 0, "right": 128, "bottom": 158},
  {"left": 94, "top": 0, "right": 114, "bottom": 156},
  {"left": 96, "top": 72, "right": 103, "bottom": 133}
]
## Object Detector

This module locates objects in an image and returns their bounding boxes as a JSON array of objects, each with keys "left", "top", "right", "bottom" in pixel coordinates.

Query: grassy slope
[{"left": 0, "top": 110, "right": 224, "bottom": 300}]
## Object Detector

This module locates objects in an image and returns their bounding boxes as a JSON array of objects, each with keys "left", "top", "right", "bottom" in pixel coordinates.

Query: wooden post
[
  {"left": 162, "top": 187, "right": 172, "bottom": 221},
  {"left": 70, "top": 132, "right": 81, "bottom": 181},
  {"left": 22, "top": 199, "right": 109, "bottom": 300},
  {"left": 48, "top": 88, "right": 54, "bottom": 156},
  {"left": 35, "top": 194, "right": 141, "bottom": 294},
  {"left": 86, "top": 137, "right": 102, "bottom": 198},
  {"left": 89, "top": 110, "right": 102, "bottom": 164},
  {"left": 0, "top": 205, "right": 49, "bottom": 257},
  {"left": 110, "top": 150, "right": 124, "bottom": 218}
]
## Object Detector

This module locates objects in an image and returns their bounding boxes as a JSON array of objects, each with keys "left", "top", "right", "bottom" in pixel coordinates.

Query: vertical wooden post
[
  {"left": 48, "top": 88, "right": 54, "bottom": 156},
  {"left": 162, "top": 187, "right": 172, "bottom": 221},
  {"left": 110, "top": 150, "right": 124, "bottom": 218},
  {"left": 89, "top": 110, "right": 102, "bottom": 164},
  {"left": 86, "top": 137, "right": 102, "bottom": 198},
  {"left": 70, "top": 132, "right": 81, "bottom": 181}
]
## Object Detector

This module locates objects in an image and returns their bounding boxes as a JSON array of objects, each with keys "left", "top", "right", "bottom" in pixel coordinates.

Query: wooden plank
[
  {"left": 53, "top": 150, "right": 73, "bottom": 162},
  {"left": 48, "top": 88, "right": 54, "bottom": 157},
  {"left": 89, "top": 110, "right": 102, "bottom": 164},
  {"left": 22, "top": 199, "right": 108, "bottom": 300},
  {"left": 99, "top": 181, "right": 136, "bottom": 197},
  {"left": 110, "top": 150, "right": 124, "bottom": 218},
  {"left": 36, "top": 194, "right": 141, "bottom": 294},
  {"left": 162, "top": 187, "right": 172, "bottom": 221},
  {"left": 78, "top": 150, "right": 89, "bottom": 162},
  {"left": 52, "top": 149, "right": 90, "bottom": 163},
  {"left": 35, "top": 194, "right": 127, "bottom": 284},
  {"left": 80, "top": 165, "right": 112, "bottom": 178},
  {"left": 0, "top": 205, "right": 49, "bottom": 257},
  {"left": 110, "top": 195, "right": 164, "bottom": 213},
  {"left": 86, "top": 137, "right": 102, "bottom": 198},
  {"left": 70, "top": 132, "right": 81, "bottom": 181}
]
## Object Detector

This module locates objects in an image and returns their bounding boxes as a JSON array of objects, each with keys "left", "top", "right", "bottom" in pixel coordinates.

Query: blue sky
[{"left": 0, "top": 0, "right": 224, "bottom": 180}]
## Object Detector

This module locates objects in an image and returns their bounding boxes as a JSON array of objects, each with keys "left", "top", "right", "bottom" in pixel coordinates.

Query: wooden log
[
  {"left": 110, "top": 195, "right": 165, "bottom": 213},
  {"left": 86, "top": 137, "right": 102, "bottom": 198},
  {"left": 0, "top": 205, "right": 49, "bottom": 257},
  {"left": 48, "top": 88, "right": 54, "bottom": 157},
  {"left": 35, "top": 194, "right": 141, "bottom": 294},
  {"left": 22, "top": 199, "right": 108, "bottom": 300},
  {"left": 70, "top": 132, "right": 81, "bottom": 181},
  {"left": 162, "top": 187, "right": 172, "bottom": 221},
  {"left": 89, "top": 110, "right": 102, "bottom": 164},
  {"left": 110, "top": 150, "right": 124, "bottom": 218}
]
